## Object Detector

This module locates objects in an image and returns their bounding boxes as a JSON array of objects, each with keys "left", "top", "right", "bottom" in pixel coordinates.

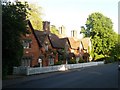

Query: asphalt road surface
[{"left": 3, "top": 63, "right": 119, "bottom": 88}]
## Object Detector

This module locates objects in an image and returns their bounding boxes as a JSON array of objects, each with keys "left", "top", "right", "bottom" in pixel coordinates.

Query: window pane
[{"left": 22, "top": 39, "right": 32, "bottom": 49}]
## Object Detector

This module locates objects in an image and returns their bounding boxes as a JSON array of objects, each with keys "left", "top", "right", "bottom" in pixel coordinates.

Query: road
[{"left": 3, "top": 63, "right": 119, "bottom": 88}]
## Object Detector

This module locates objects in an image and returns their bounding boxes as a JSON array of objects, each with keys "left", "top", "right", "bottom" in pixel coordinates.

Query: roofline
[
  {"left": 60, "top": 37, "right": 73, "bottom": 49},
  {"left": 48, "top": 35, "right": 64, "bottom": 49},
  {"left": 27, "top": 20, "right": 42, "bottom": 48},
  {"left": 80, "top": 41, "right": 85, "bottom": 50}
]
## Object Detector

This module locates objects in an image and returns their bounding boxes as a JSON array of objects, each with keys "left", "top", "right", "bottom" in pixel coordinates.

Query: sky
[{"left": 9, "top": 0, "right": 119, "bottom": 36}]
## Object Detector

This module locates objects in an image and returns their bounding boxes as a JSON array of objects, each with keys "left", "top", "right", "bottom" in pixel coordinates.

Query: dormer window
[{"left": 26, "top": 25, "right": 31, "bottom": 36}]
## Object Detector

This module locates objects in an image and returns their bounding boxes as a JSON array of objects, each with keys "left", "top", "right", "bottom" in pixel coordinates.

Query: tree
[
  {"left": 80, "top": 12, "right": 117, "bottom": 60},
  {"left": 80, "top": 26, "right": 86, "bottom": 37},
  {"left": 50, "top": 25, "right": 59, "bottom": 35},
  {"left": 111, "top": 34, "right": 120, "bottom": 61},
  {"left": 27, "top": 3, "right": 43, "bottom": 30},
  {"left": 2, "top": 1, "right": 28, "bottom": 78}
]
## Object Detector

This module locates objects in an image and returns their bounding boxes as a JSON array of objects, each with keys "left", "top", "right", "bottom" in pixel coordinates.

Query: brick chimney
[
  {"left": 42, "top": 21, "right": 50, "bottom": 34},
  {"left": 71, "top": 30, "right": 77, "bottom": 38},
  {"left": 59, "top": 25, "right": 66, "bottom": 35}
]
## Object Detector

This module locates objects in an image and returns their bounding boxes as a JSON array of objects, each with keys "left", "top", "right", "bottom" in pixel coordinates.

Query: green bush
[
  {"left": 94, "top": 54, "right": 105, "bottom": 61},
  {"left": 95, "top": 57, "right": 105, "bottom": 62},
  {"left": 68, "top": 58, "right": 76, "bottom": 64},
  {"left": 104, "top": 57, "right": 115, "bottom": 64},
  {"left": 114, "top": 56, "right": 120, "bottom": 61},
  {"left": 78, "top": 58, "right": 84, "bottom": 63},
  {"left": 54, "top": 61, "right": 62, "bottom": 65}
]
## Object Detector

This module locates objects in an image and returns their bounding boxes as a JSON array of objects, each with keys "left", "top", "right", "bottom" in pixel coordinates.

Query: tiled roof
[
  {"left": 67, "top": 37, "right": 80, "bottom": 50},
  {"left": 81, "top": 37, "right": 91, "bottom": 50},
  {"left": 49, "top": 33, "right": 65, "bottom": 49},
  {"left": 34, "top": 30, "right": 47, "bottom": 46},
  {"left": 34, "top": 30, "right": 67, "bottom": 49},
  {"left": 59, "top": 37, "right": 69, "bottom": 48},
  {"left": 31, "top": 25, "right": 90, "bottom": 51}
]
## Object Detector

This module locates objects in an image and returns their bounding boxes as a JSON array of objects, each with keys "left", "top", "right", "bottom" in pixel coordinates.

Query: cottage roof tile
[
  {"left": 81, "top": 37, "right": 91, "bottom": 50},
  {"left": 67, "top": 37, "right": 80, "bottom": 50},
  {"left": 34, "top": 30, "right": 67, "bottom": 49}
]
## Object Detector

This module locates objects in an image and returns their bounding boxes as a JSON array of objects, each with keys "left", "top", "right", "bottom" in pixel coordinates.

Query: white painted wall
[{"left": 13, "top": 61, "right": 104, "bottom": 75}]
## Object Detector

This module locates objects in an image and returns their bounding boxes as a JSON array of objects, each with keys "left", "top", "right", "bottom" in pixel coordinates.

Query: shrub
[
  {"left": 68, "top": 58, "right": 76, "bottom": 64},
  {"left": 78, "top": 58, "right": 84, "bottom": 63},
  {"left": 114, "top": 56, "right": 120, "bottom": 61},
  {"left": 104, "top": 56, "right": 115, "bottom": 64},
  {"left": 94, "top": 54, "right": 105, "bottom": 61},
  {"left": 95, "top": 57, "right": 105, "bottom": 62},
  {"left": 54, "top": 61, "right": 62, "bottom": 65}
]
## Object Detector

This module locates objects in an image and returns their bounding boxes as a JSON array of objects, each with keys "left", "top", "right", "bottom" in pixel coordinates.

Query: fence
[{"left": 13, "top": 61, "right": 104, "bottom": 75}]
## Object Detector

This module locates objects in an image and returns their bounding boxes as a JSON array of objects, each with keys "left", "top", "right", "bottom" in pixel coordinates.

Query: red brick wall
[
  {"left": 22, "top": 27, "right": 60, "bottom": 67},
  {"left": 54, "top": 53, "right": 58, "bottom": 63},
  {"left": 22, "top": 27, "right": 41, "bottom": 67}
]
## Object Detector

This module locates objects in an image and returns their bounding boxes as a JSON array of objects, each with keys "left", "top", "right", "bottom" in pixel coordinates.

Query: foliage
[
  {"left": 53, "top": 50, "right": 57, "bottom": 55},
  {"left": 2, "top": 1, "right": 28, "bottom": 78},
  {"left": 58, "top": 48, "right": 66, "bottom": 61},
  {"left": 54, "top": 61, "right": 62, "bottom": 65},
  {"left": 27, "top": 3, "right": 43, "bottom": 30},
  {"left": 110, "top": 34, "right": 120, "bottom": 61},
  {"left": 58, "top": 54, "right": 64, "bottom": 61},
  {"left": 94, "top": 54, "right": 105, "bottom": 61},
  {"left": 80, "top": 26, "right": 87, "bottom": 37},
  {"left": 50, "top": 25, "right": 59, "bottom": 35},
  {"left": 104, "top": 57, "right": 115, "bottom": 64},
  {"left": 80, "top": 12, "right": 118, "bottom": 60},
  {"left": 78, "top": 57, "right": 84, "bottom": 63},
  {"left": 68, "top": 58, "right": 76, "bottom": 64}
]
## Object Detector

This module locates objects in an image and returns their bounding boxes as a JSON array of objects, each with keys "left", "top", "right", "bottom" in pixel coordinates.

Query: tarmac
[{"left": 2, "top": 71, "right": 68, "bottom": 88}]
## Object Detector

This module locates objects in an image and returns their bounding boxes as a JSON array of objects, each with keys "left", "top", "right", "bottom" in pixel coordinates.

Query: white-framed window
[
  {"left": 22, "top": 39, "right": 32, "bottom": 49},
  {"left": 48, "top": 56, "right": 54, "bottom": 65},
  {"left": 44, "top": 41, "right": 48, "bottom": 51},
  {"left": 44, "top": 45, "right": 48, "bottom": 51}
]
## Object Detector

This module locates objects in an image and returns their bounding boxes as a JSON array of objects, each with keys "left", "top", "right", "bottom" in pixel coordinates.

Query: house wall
[
  {"left": 54, "top": 53, "right": 58, "bottom": 63},
  {"left": 40, "top": 37, "right": 59, "bottom": 67},
  {"left": 22, "top": 27, "right": 41, "bottom": 67}
]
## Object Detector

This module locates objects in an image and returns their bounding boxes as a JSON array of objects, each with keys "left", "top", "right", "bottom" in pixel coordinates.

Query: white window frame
[
  {"left": 22, "top": 39, "right": 32, "bottom": 49},
  {"left": 48, "top": 56, "right": 54, "bottom": 65}
]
